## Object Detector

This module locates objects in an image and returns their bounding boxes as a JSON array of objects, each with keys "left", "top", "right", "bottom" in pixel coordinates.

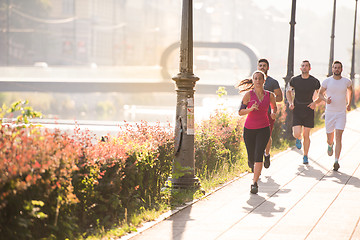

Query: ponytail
[{"left": 236, "top": 78, "right": 254, "bottom": 93}]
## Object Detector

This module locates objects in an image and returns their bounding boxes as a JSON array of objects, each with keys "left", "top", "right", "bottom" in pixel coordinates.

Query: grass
[{"left": 79, "top": 205, "right": 170, "bottom": 240}]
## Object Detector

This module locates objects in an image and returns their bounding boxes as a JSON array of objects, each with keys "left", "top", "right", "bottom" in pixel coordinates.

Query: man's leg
[
  {"left": 265, "top": 116, "right": 274, "bottom": 156},
  {"left": 327, "top": 131, "right": 335, "bottom": 146},
  {"left": 265, "top": 137, "right": 272, "bottom": 156},
  {"left": 303, "top": 127, "right": 312, "bottom": 156},
  {"left": 292, "top": 125, "right": 302, "bottom": 139},
  {"left": 334, "top": 129, "right": 344, "bottom": 160}
]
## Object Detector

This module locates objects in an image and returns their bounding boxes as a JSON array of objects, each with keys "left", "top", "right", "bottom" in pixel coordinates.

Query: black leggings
[{"left": 243, "top": 127, "right": 271, "bottom": 168}]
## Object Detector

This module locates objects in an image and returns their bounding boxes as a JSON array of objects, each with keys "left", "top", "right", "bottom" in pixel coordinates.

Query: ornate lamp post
[
  {"left": 350, "top": 0, "right": 358, "bottom": 107},
  {"left": 167, "top": 0, "right": 201, "bottom": 189},
  {"left": 327, "top": 0, "right": 337, "bottom": 77},
  {"left": 284, "top": 0, "right": 297, "bottom": 139}
]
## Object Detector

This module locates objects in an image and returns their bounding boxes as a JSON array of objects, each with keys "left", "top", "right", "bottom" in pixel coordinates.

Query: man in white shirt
[{"left": 316, "top": 61, "right": 353, "bottom": 171}]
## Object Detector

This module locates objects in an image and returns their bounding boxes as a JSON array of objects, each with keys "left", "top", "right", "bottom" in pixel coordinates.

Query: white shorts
[{"left": 325, "top": 111, "right": 347, "bottom": 133}]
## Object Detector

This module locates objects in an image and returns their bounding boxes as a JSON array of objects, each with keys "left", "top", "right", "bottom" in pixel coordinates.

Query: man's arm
[
  {"left": 274, "top": 88, "right": 283, "bottom": 102},
  {"left": 308, "top": 89, "right": 320, "bottom": 110},
  {"left": 346, "top": 85, "right": 353, "bottom": 111},
  {"left": 286, "top": 85, "right": 294, "bottom": 110},
  {"left": 269, "top": 92, "right": 278, "bottom": 119},
  {"left": 314, "top": 87, "right": 330, "bottom": 104}
]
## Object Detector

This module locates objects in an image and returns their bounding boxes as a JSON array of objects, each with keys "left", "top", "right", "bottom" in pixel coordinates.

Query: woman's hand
[{"left": 250, "top": 102, "right": 258, "bottom": 111}]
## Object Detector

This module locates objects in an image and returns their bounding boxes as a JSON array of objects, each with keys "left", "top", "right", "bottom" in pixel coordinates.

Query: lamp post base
[{"left": 165, "top": 176, "right": 201, "bottom": 189}]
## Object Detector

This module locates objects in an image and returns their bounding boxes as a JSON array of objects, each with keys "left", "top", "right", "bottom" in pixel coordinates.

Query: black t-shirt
[
  {"left": 289, "top": 75, "right": 320, "bottom": 105},
  {"left": 264, "top": 76, "right": 281, "bottom": 113},
  {"left": 264, "top": 76, "right": 280, "bottom": 93}
]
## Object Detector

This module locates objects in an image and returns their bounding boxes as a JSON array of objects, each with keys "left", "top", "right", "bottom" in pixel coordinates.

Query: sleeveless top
[{"left": 244, "top": 90, "right": 271, "bottom": 129}]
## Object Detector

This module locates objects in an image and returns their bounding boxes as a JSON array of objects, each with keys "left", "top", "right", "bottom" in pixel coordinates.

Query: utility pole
[
  {"left": 73, "top": 0, "right": 77, "bottom": 64},
  {"left": 351, "top": 0, "right": 358, "bottom": 108},
  {"left": 6, "top": 0, "right": 10, "bottom": 65},
  {"left": 112, "top": 0, "right": 117, "bottom": 65},
  {"left": 167, "top": 0, "right": 201, "bottom": 189},
  {"left": 328, "top": 0, "right": 337, "bottom": 77},
  {"left": 284, "top": 0, "right": 297, "bottom": 140}
]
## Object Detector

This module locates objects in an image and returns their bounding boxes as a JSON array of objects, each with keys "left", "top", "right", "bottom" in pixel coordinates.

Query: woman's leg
[
  {"left": 253, "top": 127, "right": 271, "bottom": 183},
  {"left": 243, "top": 128, "right": 256, "bottom": 171}
]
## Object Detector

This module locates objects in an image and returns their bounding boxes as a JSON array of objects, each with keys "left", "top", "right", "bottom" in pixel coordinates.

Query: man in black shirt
[
  {"left": 257, "top": 58, "right": 283, "bottom": 169},
  {"left": 286, "top": 60, "right": 320, "bottom": 164}
]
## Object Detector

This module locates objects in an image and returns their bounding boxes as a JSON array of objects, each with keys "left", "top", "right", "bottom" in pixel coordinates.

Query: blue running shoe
[
  {"left": 296, "top": 139, "right": 302, "bottom": 149},
  {"left": 303, "top": 155, "right": 309, "bottom": 164},
  {"left": 328, "top": 144, "right": 334, "bottom": 156}
]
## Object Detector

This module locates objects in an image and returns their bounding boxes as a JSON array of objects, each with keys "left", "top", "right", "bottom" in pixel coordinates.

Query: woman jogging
[{"left": 238, "top": 70, "right": 277, "bottom": 194}]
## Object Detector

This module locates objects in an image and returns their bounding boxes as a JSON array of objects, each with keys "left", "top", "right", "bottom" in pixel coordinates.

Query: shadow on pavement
[
  {"left": 296, "top": 159, "right": 360, "bottom": 189},
  {"left": 171, "top": 205, "right": 193, "bottom": 240},
  {"left": 242, "top": 176, "right": 288, "bottom": 218},
  {"left": 262, "top": 176, "right": 291, "bottom": 198},
  {"left": 326, "top": 170, "right": 360, "bottom": 188}
]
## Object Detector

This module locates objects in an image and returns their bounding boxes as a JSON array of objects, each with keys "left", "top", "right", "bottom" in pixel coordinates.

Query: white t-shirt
[{"left": 322, "top": 76, "right": 352, "bottom": 113}]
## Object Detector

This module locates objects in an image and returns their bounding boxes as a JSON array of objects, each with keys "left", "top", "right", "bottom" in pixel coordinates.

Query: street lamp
[
  {"left": 167, "top": 0, "right": 201, "bottom": 189},
  {"left": 284, "top": 0, "right": 297, "bottom": 140},
  {"left": 350, "top": 0, "right": 358, "bottom": 108},
  {"left": 327, "top": 0, "right": 337, "bottom": 77}
]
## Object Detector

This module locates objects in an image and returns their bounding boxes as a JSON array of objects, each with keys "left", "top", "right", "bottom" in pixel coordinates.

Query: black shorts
[{"left": 292, "top": 105, "right": 315, "bottom": 128}]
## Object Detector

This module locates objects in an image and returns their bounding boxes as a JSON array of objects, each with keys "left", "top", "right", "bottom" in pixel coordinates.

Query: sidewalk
[{"left": 125, "top": 109, "right": 360, "bottom": 240}]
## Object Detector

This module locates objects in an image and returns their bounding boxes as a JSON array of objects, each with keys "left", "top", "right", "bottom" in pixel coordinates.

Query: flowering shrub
[
  {"left": 271, "top": 102, "right": 287, "bottom": 147},
  {"left": 3, "top": 88, "right": 351, "bottom": 239},
  {"left": 0, "top": 112, "right": 174, "bottom": 239},
  {"left": 354, "top": 87, "right": 360, "bottom": 106},
  {"left": 0, "top": 101, "right": 81, "bottom": 239},
  {"left": 195, "top": 109, "right": 246, "bottom": 177},
  {"left": 72, "top": 121, "right": 174, "bottom": 230}
]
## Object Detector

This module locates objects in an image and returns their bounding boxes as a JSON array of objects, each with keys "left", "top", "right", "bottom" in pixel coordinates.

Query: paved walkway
[{"left": 125, "top": 109, "right": 360, "bottom": 240}]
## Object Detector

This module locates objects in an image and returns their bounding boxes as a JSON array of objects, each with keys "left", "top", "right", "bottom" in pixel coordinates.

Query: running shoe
[
  {"left": 303, "top": 155, "right": 309, "bottom": 164},
  {"left": 328, "top": 144, "right": 334, "bottom": 156},
  {"left": 333, "top": 161, "right": 340, "bottom": 171},
  {"left": 296, "top": 139, "right": 302, "bottom": 150},
  {"left": 264, "top": 154, "right": 270, "bottom": 168},
  {"left": 250, "top": 182, "right": 258, "bottom": 194}
]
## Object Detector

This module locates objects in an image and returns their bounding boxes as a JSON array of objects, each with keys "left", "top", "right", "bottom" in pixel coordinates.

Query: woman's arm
[{"left": 238, "top": 92, "right": 257, "bottom": 116}]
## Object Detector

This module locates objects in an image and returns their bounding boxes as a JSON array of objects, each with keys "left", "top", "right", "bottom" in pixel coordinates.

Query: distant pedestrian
[
  {"left": 238, "top": 70, "right": 277, "bottom": 194},
  {"left": 315, "top": 61, "right": 353, "bottom": 171},
  {"left": 257, "top": 58, "right": 283, "bottom": 169},
  {"left": 286, "top": 60, "right": 320, "bottom": 164}
]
